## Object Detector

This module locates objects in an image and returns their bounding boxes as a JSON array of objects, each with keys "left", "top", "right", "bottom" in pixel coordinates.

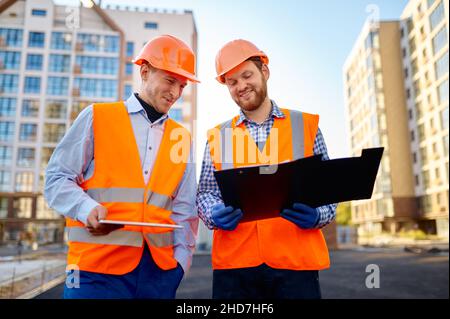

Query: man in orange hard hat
[
  {"left": 197, "top": 39, "right": 337, "bottom": 299},
  {"left": 45, "top": 35, "right": 199, "bottom": 299}
]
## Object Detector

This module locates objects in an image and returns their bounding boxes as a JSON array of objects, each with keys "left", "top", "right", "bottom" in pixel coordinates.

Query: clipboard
[
  {"left": 99, "top": 220, "right": 183, "bottom": 229},
  {"left": 213, "top": 147, "right": 384, "bottom": 222}
]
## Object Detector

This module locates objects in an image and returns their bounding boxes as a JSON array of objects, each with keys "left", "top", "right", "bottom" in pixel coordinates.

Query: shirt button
[
  {"left": 145, "top": 170, "right": 148, "bottom": 174},
  {"left": 149, "top": 146, "right": 152, "bottom": 150}
]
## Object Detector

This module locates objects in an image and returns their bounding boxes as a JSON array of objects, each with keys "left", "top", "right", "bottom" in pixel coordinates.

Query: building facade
[
  {"left": 0, "top": 0, "right": 198, "bottom": 245},
  {"left": 344, "top": 0, "right": 449, "bottom": 239}
]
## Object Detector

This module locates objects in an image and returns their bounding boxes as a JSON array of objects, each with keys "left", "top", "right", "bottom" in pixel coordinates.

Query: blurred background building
[
  {"left": 0, "top": 0, "right": 198, "bottom": 246},
  {"left": 344, "top": 0, "right": 448, "bottom": 239}
]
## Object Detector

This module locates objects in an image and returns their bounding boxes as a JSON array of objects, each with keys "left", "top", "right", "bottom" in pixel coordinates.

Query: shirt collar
[
  {"left": 124, "top": 93, "right": 169, "bottom": 124},
  {"left": 235, "top": 100, "right": 286, "bottom": 126}
]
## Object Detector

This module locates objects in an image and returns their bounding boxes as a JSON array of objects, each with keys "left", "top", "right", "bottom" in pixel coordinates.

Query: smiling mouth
[
  {"left": 239, "top": 90, "right": 253, "bottom": 99},
  {"left": 163, "top": 96, "right": 173, "bottom": 104}
]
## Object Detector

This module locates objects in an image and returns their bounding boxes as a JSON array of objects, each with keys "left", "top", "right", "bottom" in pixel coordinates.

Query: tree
[{"left": 336, "top": 202, "right": 352, "bottom": 226}]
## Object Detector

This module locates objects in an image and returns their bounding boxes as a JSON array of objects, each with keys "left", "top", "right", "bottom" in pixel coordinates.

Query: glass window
[
  {"left": 49, "top": 54, "right": 70, "bottom": 72},
  {"left": 409, "top": 37, "right": 416, "bottom": 54},
  {"left": 0, "top": 121, "right": 14, "bottom": 142},
  {"left": 41, "top": 147, "right": 55, "bottom": 169},
  {"left": 77, "top": 33, "right": 101, "bottom": 52},
  {"left": 0, "top": 146, "right": 12, "bottom": 166},
  {"left": 21, "top": 99, "right": 39, "bottom": 117},
  {"left": 0, "top": 197, "right": 7, "bottom": 218},
  {"left": 123, "top": 84, "right": 132, "bottom": 100},
  {"left": 126, "top": 41, "right": 134, "bottom": 57},
  {"left": 104, "top": 35, "right": 119, "bottom": 53},
  {"left": 19, "top": 123, "right": 37, "bottom": 142},
  {"left": 51, "top": 32, "right": 72, "bottom": 50},
  {"left": 0, "top": 170, "right": 11, "bottom": 191},
  {"left": 169, "top": 108, "right": 183, "bottom": 122},
  {"left": 47, "top": 77, "right": 69, "bottom": 96},
  {"left": 435, "top": 51, "right": 448, "bottom": 80},
  {"left": 144, "top": 22, "right": 158, "bottom": 29},
  {"left": 438, "top": 79, "right": 449, "bottom": 104},
  {"left": 24, "top": 76, "right": 41, "bottom": 94},
  {"left": 75, "top": 56, "right": 118, "bottom": 75},
  {"left": 46, "top": 100, "right": 67, "bottom": 119},
  {"left": 432, "top": 26, "right": 448, "bottom": 55},
  {"left": 74, "top": 78, "right": 117, "bottom": 98},
  {"left": 0, "top": 51, "right": 21, "bottom": 69},
  {"left": 441, "top": 106, "right": 449, "bottom": 130},
  {"left": 17, "top": 148, "right": 35, "bottom": 168},
  {"left": 0, "top": 74, "right": 19, "bottom": 93},
  {"left": 15, "top": 173, "right": 34, "bottom": 192},
  {"left": 444, "top": 135, "right": 449, "bottom": 156},
  {"left": 32, "top": 9, "right": 46, "bottom": 17},
  {"left": 0, "top": 98, "right": 16, "bottom": 117},
  {"left": 126, "top": 62, "right": 133, "bottom": 75},
  {"left": 430, "top": 1, "right": 445, "bottom": 31},
  {"left": 26, "top": 54, "right": 43, "bottom": 70},
  {"left": 28, "top": 31, "right": 45, "bottom": 48},
  {"left": 43, "top": 123, "right": 66, "bottom": 143},
  {"left": 0, "top": 28, "right": 23, "bottom": 47}
]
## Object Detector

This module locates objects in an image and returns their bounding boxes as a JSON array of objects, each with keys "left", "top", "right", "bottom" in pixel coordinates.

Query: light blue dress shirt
[{"left": 44, "top": 94, "right": 198, "bottom": 273}]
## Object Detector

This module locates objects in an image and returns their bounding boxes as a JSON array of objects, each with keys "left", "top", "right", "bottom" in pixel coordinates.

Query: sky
[{"left": 58, "top": 0, "right": 409, "bottom": 167}]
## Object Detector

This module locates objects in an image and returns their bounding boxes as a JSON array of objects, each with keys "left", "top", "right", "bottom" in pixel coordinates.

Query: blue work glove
[
  {"left": 211, "top": 203, "right": 243, "bottom": 231},
  {"left": 281, "top": 203, "right": 320, "bottom": 229}
]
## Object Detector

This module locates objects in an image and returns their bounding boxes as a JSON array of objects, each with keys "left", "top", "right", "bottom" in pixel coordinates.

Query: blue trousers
[
  {"left": 213, "top": 263, "right": 321, "bottom": 299},
  {"left": 64, "top": 244, "right": 184, "bottom": 299}
]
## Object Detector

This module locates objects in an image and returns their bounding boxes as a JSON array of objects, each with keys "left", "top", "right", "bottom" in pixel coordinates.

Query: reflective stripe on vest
[
  {"left": 66, "top": 227, "right": 174, "bottom": 247},
  {"left": 86, "top": 188, "right": 173, "bottom": 210},
  {"left": 219, "top": 110, "right": 305, "bottom": 168}
]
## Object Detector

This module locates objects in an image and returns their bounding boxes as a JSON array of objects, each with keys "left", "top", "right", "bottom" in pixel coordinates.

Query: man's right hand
[
  {"left": 86, "top": 205, "right": 123, "bottom": 236},
  {"left": 211, "top": 204, "right": 243, "bottom": 231}
]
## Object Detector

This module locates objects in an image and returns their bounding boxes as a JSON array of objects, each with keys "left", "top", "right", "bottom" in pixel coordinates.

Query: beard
[{"left": 233, "top": 77, "right": 268, "bottom": 112}]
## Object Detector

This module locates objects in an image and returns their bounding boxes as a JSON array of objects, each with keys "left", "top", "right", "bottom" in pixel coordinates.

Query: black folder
[{"left": 213, "top": 147, "right": 384, "bottom": 222}]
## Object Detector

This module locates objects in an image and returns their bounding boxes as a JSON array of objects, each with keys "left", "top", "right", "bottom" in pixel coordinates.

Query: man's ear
[
  {"left": 262, "top": 64, "right": 270, "bottom": 81},
  {"left": 140, "top": 63, "right": 149, "bottom": 81}
]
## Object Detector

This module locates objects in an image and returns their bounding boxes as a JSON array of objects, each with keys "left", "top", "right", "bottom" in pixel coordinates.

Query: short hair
[{"left": 246, "top": 56, "right": 263, "bottom": 71}]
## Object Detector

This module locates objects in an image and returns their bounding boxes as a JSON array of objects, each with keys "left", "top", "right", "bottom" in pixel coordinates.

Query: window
[
  {"left": 0, "top": 74, "right": 19, "bottom": 93},
  {"left": 0, "top": 197, "right": 7, "bottom": 218},
  {"left": 415, "top": 174, "right": 420, "bottom": 186},
  {"left": 414, "top": 79, "right": 421, "bottom": 97},
  {"left": 15, "top": 172, "right": 34, "bottom": 192},
  {"left": 41, "top": 147, "right": 54, "bottom": 169},
  {"left": 126, "top": 62, "right": 133, "bottom": 75},
  {"left": 418, "top": 123, "right": 426, "bottom": 141},
  {"left": 432, "top": 26, "right": 448, "bottom": 55},
  {"left": 0, "top": 171, "right": 11, "bottom": 191},
  {"left": 46, "top": 100, "right": 67, "bottom": 119},
  {"left": 144, "top": 22, "right": 158, "bottom": 29},
  {"left": 0, "top": 122, "right": 14, "bottom": 142},
  {"left": 0, "top": 28, "right": 23, "bottom": 47},
  {"left": 413, "top": 152, "right": 417, "bottom": 163},
  {"left": 422, "top": 170, "right": 430, "bottom": 188},
  {"left": 19, "top": 123, "right": 37, "bottom": 142},
  {"left": 74, "top": 78, "right": 117, "bottom": 98},
  {"left": 77, "top": 33, "right": 101, "bottom": 52},
  {"left": 438, "top": 79, "right": 449, "bottom": 104},
  {"left": 21, "top": 99, "right": 39, "bottom": 117},
  {"left": 43, "top": 123, "right": 65, "bottom": 143},
  {"left": 444, "top": 135, "right": 449, "bottom": 156},
  {"left": 409, "top": 37, "right": 416, "bottom": 54},
  {"left": 26, "top": 54, "right": 43, "bottom": 70},
  {"left": 435, "top": 51, "right": 448, "bottom": 80},
  {"left": 51, "top": 32, "right": 72, "bottom": 50},
  {"left": 49, "top": 54, "right": 70, "bottom": 72},
  {"left": 47, "top": 77, "right": 69, "bottom": 96},
  {"left": 23, "top": 76, "right": 41, "bottom": 94},
  {"left": 0, "top": 146, "right": 12, "bottom": 166},
  {"left": 0, "top": 51, "right": 21, "bottom": 69},
  {"left": 429, "top": 1, "right": 445, "bottom": 31},
  {"left": 427, "top": 0, "right": 436, "bottom": 8},
  {"left": 104, "top": 35, "right": 119, "bottom": 53},
  {"left": 123, "top": 84, "right": 132, "bottom": 100},
  {"left": 0, "top": 98, "right": 16, "bottom": 117},
  {"left": 75, "top": 56, "right": 118, "bottom": 75},
  {"left": 404, "top": 67, "right": 409, "bottom": 79},
  {"left": 126, "top": 42, "right": 134, "bottom": 57},
  {"left": 28, "top": 31, "right": 45, "bottom": 48},
  {"left": 441, "top": 106, "right": 449, "bottom": 131},
  {"left": 32, "top": 9, "right": 46, "bottom": 16},
  {"left": 169, "top": 108, "right": 183, "bottom": 122},
  {"left": 17, "top": 148, "right": 35, "bottom": 168}
]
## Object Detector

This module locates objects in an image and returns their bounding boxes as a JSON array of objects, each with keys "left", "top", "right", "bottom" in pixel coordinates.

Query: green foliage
[{"left": 336, "top": 202, "right": 352, "bottom": 225}]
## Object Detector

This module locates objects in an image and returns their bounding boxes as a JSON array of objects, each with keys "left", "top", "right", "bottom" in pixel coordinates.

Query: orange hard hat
[
  {"left": 215, "top": 39, "right": 269, "bottom": 84},
  {"left": 133, "top": 34, "right": 200, "bottom": 83}
]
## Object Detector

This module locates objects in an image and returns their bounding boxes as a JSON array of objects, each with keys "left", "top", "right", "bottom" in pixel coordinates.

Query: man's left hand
[{"left": 281, "top": 203, "right": 319, "bottom": 229}]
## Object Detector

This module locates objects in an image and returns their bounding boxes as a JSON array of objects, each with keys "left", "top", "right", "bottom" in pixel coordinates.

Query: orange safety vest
[
  {"left": 65, "top": 102, "right": 190, "bottom": 275},
  {"left": 207, "top": 108, "right": 330, "bottom": 270}
]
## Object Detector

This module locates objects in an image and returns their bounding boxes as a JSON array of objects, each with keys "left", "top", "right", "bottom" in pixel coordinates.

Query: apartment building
[{"left": 0, "top": 0, "right": 198, "bottom": 245}]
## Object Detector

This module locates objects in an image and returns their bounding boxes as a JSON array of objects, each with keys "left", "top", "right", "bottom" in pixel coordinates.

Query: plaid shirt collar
[{"left": 235, "top": 100, "right": 286, "bottom": 126}]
